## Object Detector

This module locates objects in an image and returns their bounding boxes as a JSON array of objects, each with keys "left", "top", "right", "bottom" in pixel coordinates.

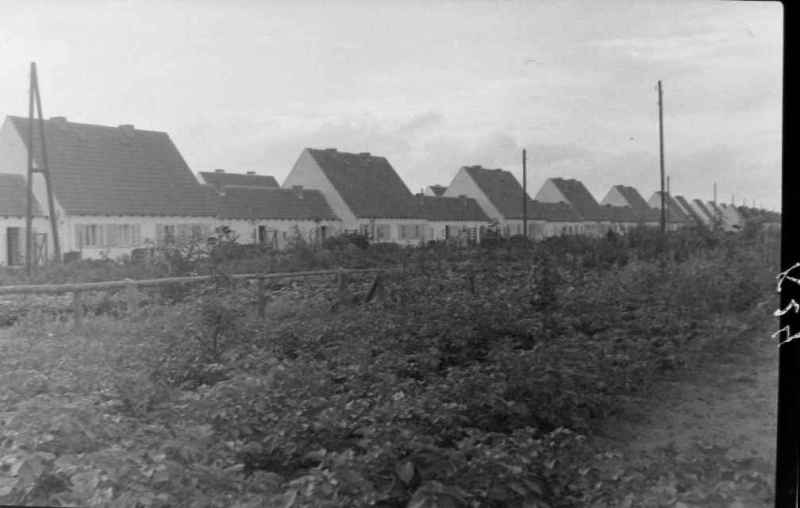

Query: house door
[
  {"left": 319, "top": 225, "right": 328, "bottom": 242},
  {"left": 257, "top": 226, "right": 267, "bottom": 244},
  {"left": 444, "top": 225, "right": 450, "bottom": 239},
  {"left": 6, "top": 228, "right": 22, "bottom": 266}
]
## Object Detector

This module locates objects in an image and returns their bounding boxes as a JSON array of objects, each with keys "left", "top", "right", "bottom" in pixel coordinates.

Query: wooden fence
[{"left": 0, "top": 267, "right": 395, "bottom": 328}]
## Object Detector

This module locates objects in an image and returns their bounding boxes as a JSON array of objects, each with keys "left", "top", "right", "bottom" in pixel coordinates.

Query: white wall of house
[
  {"left": 444, "top": 169, "right": 504, "bottom": 222},
  {"left": 353, "top": 218, "right": 428, "bottom": 246},
  {"left": 60, "top": 215, "right": 219, "bottom": 260},
  {"left": 533, "top": 180, "right": 569, "bottom": 204},
  {"left": 0, "top": 119, "right": 67, "bottom": 220},
  {"left": 218, "top": 218, "right": 342, "bottom": 248},
  {"left": 425, "top": 221, "right": 488, "bottom": 243},
  {"left": 282, "top": 150, "right": 358, "bottom": 227},
  {"left": 600, "top": 188, "right": 629, "bottom": 207},
  {"left": 0, "top": 217, "right": 51, "bottom": 266}
]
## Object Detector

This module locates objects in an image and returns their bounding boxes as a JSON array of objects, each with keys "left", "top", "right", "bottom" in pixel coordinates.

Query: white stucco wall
[
  {"left": 60, "top": 215, "right": 219, "bottom": 260},
  {"left": 443, "top": 169, "right": 504, "bottom": 222},
  {"left": 282, "top": 150, "right": 358, "bottom": 227},
  {"left": 0, "top": 217, "right": 51, "bottom": 266},
  {"left": 533, "top": 180, "right": 568, "bottom": 204},
  {"left": 425, "top": 221, "right": 488, "bottom": 243},
  {"left": 0, "top": 118, "right": 67, "bottom": 220},
  {"left": 218, "top": 218, "right": 342, "bottom": 248},
  {"left": 600, "top": 187, "right": 628, "bottom": 207}
]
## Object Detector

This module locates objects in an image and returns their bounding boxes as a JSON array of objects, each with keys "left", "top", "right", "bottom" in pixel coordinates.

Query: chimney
[
  {"left": 214, "top": 169, "right": 225, "bottom": 173},
  {"left": 358, "top": 152, "right": 371, "bottom": 157},
  {"left": 118, "top": 124, "right": 135, "bottom": 137},
  {"left": 292, "top": 185, "right": 303, "bottom": 198},
  {"left": 246, "top": 171, "right": 256, "bottom": 175}
]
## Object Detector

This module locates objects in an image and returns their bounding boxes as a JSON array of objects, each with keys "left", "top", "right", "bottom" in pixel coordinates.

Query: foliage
[{"left": 0, "top": 229, "right": 777, "bottom": 507}]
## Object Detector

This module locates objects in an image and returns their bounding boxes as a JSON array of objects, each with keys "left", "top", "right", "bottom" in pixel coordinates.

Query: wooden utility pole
[
  {"left": 25, "top": 65, "right": 35, "bottom": 275},
  {"left": 25, "top": 62, "right": 61, "bottom": 276},
  {"left": 658, "top": 80, "right": 666, "bottom": 235},
  {"left": 522, "top": 148, "right": 527, "bottom": 239},
  {"left": 713, "top": 182, "right": 717, "bottom": 205}
]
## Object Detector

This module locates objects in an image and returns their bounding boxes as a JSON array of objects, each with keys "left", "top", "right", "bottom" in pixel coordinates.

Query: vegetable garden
[{"left": 0, "top": 225, "right": 779, "bottom": 507}]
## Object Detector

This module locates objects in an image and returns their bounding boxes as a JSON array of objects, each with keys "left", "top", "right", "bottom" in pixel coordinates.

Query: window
[
  {"left": 375, "top": 224, "right": 391, "bottom": 241},
  {"left": 75, "top": 224, "right": 142, "bottom": 248},
  {"left": 399, "top": 224, "right": 422, "bottom": 240}
]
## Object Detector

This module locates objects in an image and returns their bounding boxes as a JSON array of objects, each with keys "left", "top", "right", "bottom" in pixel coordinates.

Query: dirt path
[{"left": 591, "top": 314, "right": 778, "bottom": 507}]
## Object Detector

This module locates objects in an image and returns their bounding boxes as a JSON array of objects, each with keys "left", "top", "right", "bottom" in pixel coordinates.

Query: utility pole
[
  {"left": 713, "top": 182, "right": 717, "bottom": 205},
  {"left": 658, "top": 80, "right": 666, "bottom": 236},
  {"left": 522, "top": 148, "right": 527, "bottom": 239},
  {"left": 25, "top": 62, "right": 61, "bottom": 276}
]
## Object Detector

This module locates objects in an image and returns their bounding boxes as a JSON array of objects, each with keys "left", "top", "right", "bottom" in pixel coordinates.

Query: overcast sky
[{"left": 0, "top": 0, "right": 783, "bottom": 210}]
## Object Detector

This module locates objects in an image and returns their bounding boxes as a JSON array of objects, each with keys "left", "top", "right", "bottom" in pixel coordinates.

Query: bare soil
[{"left": 592, "top": 307, "right": 777, "bottom": 507}]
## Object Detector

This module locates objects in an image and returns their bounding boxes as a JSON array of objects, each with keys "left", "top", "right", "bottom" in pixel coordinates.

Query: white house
[
  {"left": 647, "top": 191, "right": 693, "bottom": 231},
  {"left": 0, "top": 173, "right": 50, "bottom": 266},
  {"left": 215, "top": 184, "right": 341, "bottom": 248},
  {"left": 718, "top": 203, "right": 744, "bottom": 231},
  {"left": 412, "top": 194, "right": 490, "bottom": 243},
  {"left": 443, "top": 165, "right": 583, "bottom": 238},
  {"left": 283, "top": 148, "right": 426, "bottom": 245},
  {"left": 536, "top": 177, "right": 613, "bottom": 236},
  {"left": 0, "top": 116, "right": 219, "bottom": 260}
]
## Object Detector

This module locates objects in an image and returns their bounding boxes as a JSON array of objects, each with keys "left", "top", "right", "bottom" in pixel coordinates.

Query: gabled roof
[
  {"left": 0, "top": 173, "right": 43, "bottom": 216},
  {"left": 200, "top": 171, "right": 279, "bottom": 191},
  {"left": 217, "top": 186, "right": 337, "bottom": 221},
  {"left": 674, "top": 195, "right": 705, "bottom": 224},
  {"left": 8, "top": 116, "right": 216, "bottom": 216},
  {"left": 462, "top": 166, "right": 527, "bottom": 219},
  {"left": 611, "top": 185, "right": 651, "bottom": 211},
  {"left": 413, "top": 194, "right": 489, "bottom": 222},
  {"left": 692, "top": 199, "right": 714, "bottom": 221},
  {"left": 462, "top": 166, "right": 581, "bottom": 221},
  {"left": 649, "top": 192, "right": 692, "bottom": 223},
  {"left": 547, "top": 177, "right": 604, "bottom": 220},
  {"left": 306, "top": 148, "right": 416, "bottom": 219}
]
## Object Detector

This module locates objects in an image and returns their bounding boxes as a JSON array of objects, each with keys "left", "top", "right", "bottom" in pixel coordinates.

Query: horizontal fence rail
[
  {"left": 0, "top": 267, "right": 401, "bottom": 328},
  {"left": 0, "top": 267, "right": 398, "bottom": 296}
]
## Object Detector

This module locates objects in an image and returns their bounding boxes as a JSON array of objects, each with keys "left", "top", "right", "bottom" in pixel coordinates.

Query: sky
[{"left": 0, "top": 0, "right": 783, "bottom": 210}]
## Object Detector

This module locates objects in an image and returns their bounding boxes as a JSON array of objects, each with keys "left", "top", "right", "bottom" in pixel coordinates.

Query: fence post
[
  {"left": 365, "top": 273, "right": 385, "bottom": 303},
  {"left": 73, "top": 290, "right": 83, "bottom": 330},
  {"left": 125, "top": 280, "right": 138, "bottom": 317},
  {"left": 257, "top": 276, "right": 267, "bottom": 319},
  {"left": 337, "top": 267, "right": 349, "bottom": 304}
]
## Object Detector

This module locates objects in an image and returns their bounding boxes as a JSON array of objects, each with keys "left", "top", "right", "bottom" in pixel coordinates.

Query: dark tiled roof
[
  {"left": 548, "top": 177, "right": 604, "bottom": 220},
  {"left": 200, "top": 171, "right": 279, "bottom": 191},
  {"left": 527, "top": 200, "right": 583, "bottom": 221},
  {"left": 307, "top": 148, "right": 416, "bottom": 219},
  {"left": 218, "top": 186, "right": 338, "bottom": 221},
  {"left": 463, "top": 166, "right": 581, "bottom": 221},
  {"left": 413, "top": 195, "right": 489, "bottom": 222},
  {"left": 692, "top": 199, "right": 714, "bottom": 221},
  {"left": 426, "top": 185, "right": 448, "bottom": 197},
  {"left": 675, "top": 195, "right": 707, "bottom": 224},
  {"left": 612, "top": 185, "right": 651, "bottom": 211},
  {"left": 599, "top": 204, "right": 660, "bottom": 223},
  {"left": 650, "top": 192, "right": 692, "bottom": 223},
  {"left": 599, "top": 205, "right": 637, "bottom": 222},
  {"left": 0, "top": 173, "right": 43, "bottom": 216},
  {"left": 8, "top": 116, "right": 216, "bottom": 217}
]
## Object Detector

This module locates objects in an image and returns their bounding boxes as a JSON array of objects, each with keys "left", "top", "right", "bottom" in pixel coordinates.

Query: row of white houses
[{"left": 0, "top": 116, "right": 780, "bottom": 265}]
